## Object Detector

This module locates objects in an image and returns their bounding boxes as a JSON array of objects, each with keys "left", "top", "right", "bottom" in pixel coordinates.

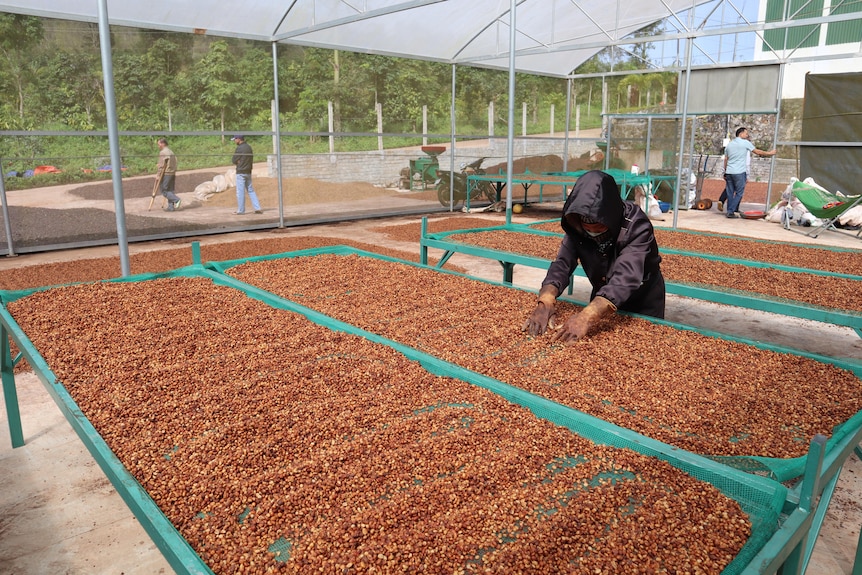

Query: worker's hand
[
  {"left": 553, "top": 311, "right": 592, "bottom": 342},
  {"left": 551, "top": 296, "right": 616, "bottom": 343},
  {"left": 522, "top": 302, "right": 556, "bottom": 336}
]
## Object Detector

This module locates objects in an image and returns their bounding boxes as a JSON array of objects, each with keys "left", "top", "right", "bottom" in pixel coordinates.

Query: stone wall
[
  {"left": 267, "top": 137, "right": 601, "bottom": 186},
  {"left": 681, "top": 154, "right": 797, "bottom": 183},
  {"left": 267, "top": 137, "right": 798, "bottom": 186}
]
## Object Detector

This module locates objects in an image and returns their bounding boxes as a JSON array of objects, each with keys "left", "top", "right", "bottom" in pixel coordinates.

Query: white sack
[
  {"left": 212, "top": 174, "right": 228, "bottom": 192},
  {"left": 839, "top": 205, "right": 862, "bottom": 227},
  {"left": 765, "top": 201, "right": 786, "bottom": 223},
  {"left": 224, "top": 169, "right": 236, "bottom": 188},
  {"left": 193, "top": 181, "right": 218, "bottom": 201},
  {"left": 634, "top": 186, "right": 665, "bottom": 220}
]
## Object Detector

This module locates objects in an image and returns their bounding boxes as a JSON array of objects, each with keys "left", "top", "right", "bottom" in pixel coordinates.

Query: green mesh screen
[{"left": 791, "top": 180, "right": 862, "bottom": 219}]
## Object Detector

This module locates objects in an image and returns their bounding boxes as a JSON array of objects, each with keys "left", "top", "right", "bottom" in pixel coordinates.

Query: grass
[{"left": 1, "top": 113, "right": 604, "bottom": 191}]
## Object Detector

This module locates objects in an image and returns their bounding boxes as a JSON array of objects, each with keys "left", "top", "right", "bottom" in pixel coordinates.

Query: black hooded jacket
[{"left": 541, "top": 170, "right": 665, "bottom": 318}]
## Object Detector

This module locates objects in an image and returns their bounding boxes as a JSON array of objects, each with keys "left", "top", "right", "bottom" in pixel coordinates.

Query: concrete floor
[{"left": 1, "top": 203, "right": 861, "bottom": 574}]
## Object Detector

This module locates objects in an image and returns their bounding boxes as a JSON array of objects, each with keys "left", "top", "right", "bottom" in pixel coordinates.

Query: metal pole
[
  {"left": 97, "top": 0, "right": 130, "bottom": 276},
  {"left": 563, "top": 78, "right": 572, "bottom": 172},
  {"left": 0, "top": 161, "right": 16, "bottom": 257},
  {"left": 686, "top": 116, "right": 698, "bottom": 203},
  {"left": 672, "top": 33, "right": 695, "bottom": 229},
  {"left": 604, "top": 114, "right": 613, "bottom": 171},
  {"left": 644, "top": 115, "right": 655, "bottom": 215},
  {"left": 449, "top": 64, "right": 456, "bottom": 211},
  {"left": 505, "top": 0, "right": 516, "bottom": 225},
  {"left": 272, "top": 42, "right": 285, "bottom": 228},
  {"left": 766, "top": 63, "right": 785, "bottom": 210},
  {"left": 645, "top": 116, "right": 653, "bottom": 173}
]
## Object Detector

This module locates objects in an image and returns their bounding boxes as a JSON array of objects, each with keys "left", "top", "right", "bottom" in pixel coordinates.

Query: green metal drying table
[
  {"left": 3, "top": 243, "right": 862, "bottom": 574},
  {"left": 419, "top": 220, "right": 862, "bottom": 338}
]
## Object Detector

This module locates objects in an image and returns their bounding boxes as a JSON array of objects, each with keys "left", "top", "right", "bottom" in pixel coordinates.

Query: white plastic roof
[{"left": 0, "top": 0, "right": 701, "bottom": 77}]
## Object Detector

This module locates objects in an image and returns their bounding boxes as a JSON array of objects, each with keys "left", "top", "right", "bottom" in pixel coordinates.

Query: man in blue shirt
[{"left": 723, "top": 127, "right": 776, "bottom": 218}]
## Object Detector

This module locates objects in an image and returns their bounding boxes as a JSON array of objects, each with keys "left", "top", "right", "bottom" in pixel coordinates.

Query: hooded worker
[{"left": 523, "top": 170, "right": 665, "bottom": 342}]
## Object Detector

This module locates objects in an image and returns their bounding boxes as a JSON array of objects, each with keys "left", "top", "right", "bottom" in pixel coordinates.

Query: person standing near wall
[
  {"left": 717, "top": 150, "right": 748, "bottom": 212},
  {"left": 157, "top": 138, "right": 182, "bottom": 211},
  {"left": 231, "top": 135, "right": 262, "bottom": 215},
  {"left": 723, "top": 127, "right": 775, "bottom": 218}
]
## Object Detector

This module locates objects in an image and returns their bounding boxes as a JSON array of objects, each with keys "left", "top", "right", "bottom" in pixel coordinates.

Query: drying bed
[
  {"left": 530, "top": 220, "right": 862, "bottom": 277},
  {"left": 219, "top": 249, "right": 862, "bottom": 481},
  {"left": 448, "top": 229, "right": 862, "bottom": 313},
  {"left": 0, "top": 269, "right": 784, "bottom": 575}
]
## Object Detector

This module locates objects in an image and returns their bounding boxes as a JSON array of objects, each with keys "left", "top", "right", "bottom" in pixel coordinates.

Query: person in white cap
[{"left": 231, "top": 135, "right": 262, "bottom": 215}]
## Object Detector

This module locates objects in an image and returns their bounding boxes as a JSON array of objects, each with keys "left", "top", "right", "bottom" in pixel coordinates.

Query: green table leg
[
  {"left": 1, "top": 324, "right": 24, "bottom": 448},
  {"left": 501, "top": 262, "right": 514, "bottom": 284}
]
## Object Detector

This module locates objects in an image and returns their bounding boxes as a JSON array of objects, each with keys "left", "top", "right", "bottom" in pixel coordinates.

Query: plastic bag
[{"left": 634, "top": 186, "right": 665, "bottom": 220}]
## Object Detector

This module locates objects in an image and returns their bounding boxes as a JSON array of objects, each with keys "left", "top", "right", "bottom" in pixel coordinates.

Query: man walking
[
  {"left": 723, "top": 127, "right": 775, "bottom": 218},
  {"left": 157, "top": 138, "right": 182, "bottom": 211},
  {"left": 231, "top": 135, "right": 262, "bottom": 215}
]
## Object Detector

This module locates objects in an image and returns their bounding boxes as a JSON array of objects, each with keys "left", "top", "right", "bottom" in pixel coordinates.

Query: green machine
[{"left": 408, "top": 145, "right": 445, "bottom": 190}]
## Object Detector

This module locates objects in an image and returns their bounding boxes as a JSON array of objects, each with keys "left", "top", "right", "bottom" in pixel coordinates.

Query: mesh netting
[{"left": 792, "top": 180, "right": 862, "bottom": 219}]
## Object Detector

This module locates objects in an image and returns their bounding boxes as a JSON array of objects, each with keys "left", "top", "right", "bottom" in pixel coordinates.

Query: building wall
[{"left": 754, "top": 0, "right": 862, "bottom": 98}]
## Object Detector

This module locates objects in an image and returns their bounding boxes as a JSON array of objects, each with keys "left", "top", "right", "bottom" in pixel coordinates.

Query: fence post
[
  {"left": 328, "top": 101, "right": 335, "bottom": 154},
  {"left": 377, "top": 102, "right": 383, "bottom": 152},
  {"left": 576, "top": 105, "right": 581, "bottom": 138}
]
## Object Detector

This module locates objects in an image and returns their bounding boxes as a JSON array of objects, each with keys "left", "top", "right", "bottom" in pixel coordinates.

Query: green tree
[
  {"left": 289, "top": 48, "right": 375, "bottom": 133},
  {"left": 514, "top": 73, "right": 567, "bottom": 129},
  {"left": 289, "top": 48, "right": 336, "bottom": 132},
  {"left": 234, "top": 45, "right": 275, "bottom": 127},
  {"left": 363, "top": 55, "right": 449, "bottom": 132},
  {"left": 453, "top": 66, "right": 507, "bottom": 133},
  {"left": 41, "top": 50, "right": 105, "bottom": 130},
  {"left": 0, "top": 14, "right": 44, "bottom": 120},
  {"left": 146, "top": 37, "right": 186, "bottom": 130},
  {"left": 113, "top": 52, "right": 152, "bottom": 128},
  {"left": 191, "top": 40, "right": 239, "bottom": 138}
]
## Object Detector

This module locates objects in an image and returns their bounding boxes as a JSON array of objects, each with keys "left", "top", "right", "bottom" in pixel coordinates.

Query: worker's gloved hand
[
  {"left": 522, "top": 301, "right": 556, "bottom": 336},
  {"left": 552, "top": 296, "right": 616, "bottom": 343}
]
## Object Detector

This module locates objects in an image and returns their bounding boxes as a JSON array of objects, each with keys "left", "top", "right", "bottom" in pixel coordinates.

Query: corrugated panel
[
  {"left": 826, "top": 0, "right": 862, "bottom": 45},
  {"left": 763, "top": 0, "right": 824, "bottom": 50}
]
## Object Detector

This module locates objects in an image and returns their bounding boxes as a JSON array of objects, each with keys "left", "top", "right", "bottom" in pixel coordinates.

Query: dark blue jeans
[{"left": 725, "top": 172, "right": 747, "bottom": 215}]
